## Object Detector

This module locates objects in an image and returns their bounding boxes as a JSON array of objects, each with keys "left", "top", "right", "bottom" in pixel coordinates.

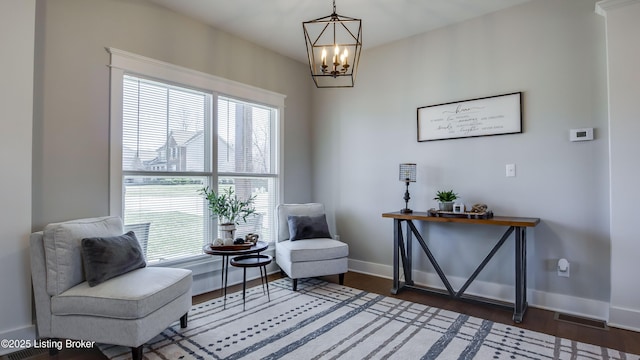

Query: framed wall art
[{"left": 417, "top": 92, "right": 522, "bottom": 142}]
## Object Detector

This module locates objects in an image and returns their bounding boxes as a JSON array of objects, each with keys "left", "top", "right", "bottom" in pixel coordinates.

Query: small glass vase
[{"left": 438, "top": 202, "right": 454, "bottom": 212}]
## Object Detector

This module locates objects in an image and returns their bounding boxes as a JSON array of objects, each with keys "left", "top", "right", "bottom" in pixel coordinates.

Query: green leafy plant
[
  {"left": 199, "top": 186, "right": 256, "bottom": 225},
  {"left": 434, "top": 190, "right": 459, "bottom": 202}
]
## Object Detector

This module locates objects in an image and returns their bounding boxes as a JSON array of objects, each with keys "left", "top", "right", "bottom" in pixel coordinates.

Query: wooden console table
[{"left": 382, "top": 211, "right": 540, "bottom": 323}]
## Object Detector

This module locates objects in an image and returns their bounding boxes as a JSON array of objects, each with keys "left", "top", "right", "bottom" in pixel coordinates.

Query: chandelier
[{"left": 302, "top": 0, "right": 362, "bottom": 88}]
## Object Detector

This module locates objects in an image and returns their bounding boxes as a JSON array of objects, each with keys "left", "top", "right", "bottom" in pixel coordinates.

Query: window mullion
[{"left": 165, "top": 88, "right": 170, "bottom": 171}]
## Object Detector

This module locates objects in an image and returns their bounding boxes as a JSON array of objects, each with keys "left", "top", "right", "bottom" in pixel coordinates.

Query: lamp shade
[{"left": 399, "top": 163, "right": 416, "bottom": 182}]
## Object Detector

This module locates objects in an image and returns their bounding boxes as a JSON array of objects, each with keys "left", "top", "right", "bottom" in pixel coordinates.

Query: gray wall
[
  {"left": 0, "top": 0, "right": 36, "bottom": 352},
  {"left": 312, "top": 0, "right": 610, "bottom": 316},
  {"left": 23, "top": 0, "right": 630, "bottom": 329},
  {"left": 32, "top": 0, "right": 313, "bottom": 230}
]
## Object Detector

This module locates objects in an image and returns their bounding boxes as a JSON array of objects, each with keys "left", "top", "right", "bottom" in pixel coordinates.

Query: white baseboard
[
  {"left": 347, "top": 258, "right": 394, "bottom": 279},
  {"left": 347, "top": 258, "right": 611, "bottom": 323},
  {"left": 528, "top": 289, "right": 610, "bottom": 321},
  {"left": 0, "top": 324, "right": 36, "bottom": 356},
  {"left": 609, "top": 305, "right": 640, "bottom": 332}
]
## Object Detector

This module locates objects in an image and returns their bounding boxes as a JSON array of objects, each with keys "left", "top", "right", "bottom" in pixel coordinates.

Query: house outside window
[{"left": 109, "top": 49, "right": 283, "bottom": 265}]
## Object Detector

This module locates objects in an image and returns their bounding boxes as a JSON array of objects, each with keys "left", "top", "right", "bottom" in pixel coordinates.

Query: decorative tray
[
  {"left": 208, "top": 243, "right": 253, "bottom": 251},
  {"left": 427, "top": 208, "right": 494, "bottom": 219}
]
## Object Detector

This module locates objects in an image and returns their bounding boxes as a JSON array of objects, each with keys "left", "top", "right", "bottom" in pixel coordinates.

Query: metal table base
[{"left": 383, "top": 212, "right": 539, "bottom": 323}]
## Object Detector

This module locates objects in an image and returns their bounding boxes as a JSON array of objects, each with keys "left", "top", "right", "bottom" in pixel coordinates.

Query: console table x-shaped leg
[{"left": 389, "top": 215, "right": 537, "bottom": 323}]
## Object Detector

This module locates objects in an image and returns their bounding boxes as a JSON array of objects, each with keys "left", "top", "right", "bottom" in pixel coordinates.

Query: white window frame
[{"left": 108, "top": 48, "right": 285, "bottom": 268}]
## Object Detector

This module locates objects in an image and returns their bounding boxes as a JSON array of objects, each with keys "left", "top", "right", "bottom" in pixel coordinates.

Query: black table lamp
[{"left": 399, "top": 163, "right": 416, "bottom": 213}]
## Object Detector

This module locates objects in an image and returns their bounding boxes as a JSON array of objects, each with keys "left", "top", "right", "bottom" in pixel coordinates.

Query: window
[
  {"left": 121, "top": 75, "right": 211, "bottom": 263},
  {"left": 109, "top": 49, "right": 283, "bottom": 265},
  {"left": 217, "top": 97, "right": 278, "bottom": 241}
]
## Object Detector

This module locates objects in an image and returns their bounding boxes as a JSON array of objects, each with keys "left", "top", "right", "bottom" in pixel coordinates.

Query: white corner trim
[
  {"left": 347, "top": 258, "right": 610, "bottom": 323},
  {"left": 596, "top": 0, "right": 640, "bottom": 16}
]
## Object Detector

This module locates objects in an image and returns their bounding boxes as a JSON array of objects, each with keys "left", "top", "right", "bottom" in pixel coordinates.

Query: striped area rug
[{"left": 100, "top": 278, "right": 639, "bottom": 360}]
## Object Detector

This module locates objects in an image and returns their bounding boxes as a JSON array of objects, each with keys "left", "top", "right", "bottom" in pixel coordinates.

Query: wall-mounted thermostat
[{"left": 570, "top": 128, "right": 594, "bottom": 142}]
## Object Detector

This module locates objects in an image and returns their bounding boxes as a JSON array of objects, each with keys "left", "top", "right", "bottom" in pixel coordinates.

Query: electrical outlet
[
  {"left": 558, "top": 258, "right": 570, "bottom": 277},
  {"left": 558, "top": 267, "right": 570, "bottom": 277},
  {"left": 506, "top": 164, "right": 516, "bottom": 177}
]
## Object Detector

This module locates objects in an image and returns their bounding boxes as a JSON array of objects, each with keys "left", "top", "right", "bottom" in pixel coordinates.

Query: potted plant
[
  {"left": 434, "top": 190, "right": 459, "bottom": 211},
  {"left": 199, "top": 186, "right": 256, "bottom": 241}
]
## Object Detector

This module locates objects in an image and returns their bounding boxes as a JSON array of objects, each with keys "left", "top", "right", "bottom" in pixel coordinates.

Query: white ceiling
[{"left": 147, "top": 0, "right": 531, "bottom": 63}]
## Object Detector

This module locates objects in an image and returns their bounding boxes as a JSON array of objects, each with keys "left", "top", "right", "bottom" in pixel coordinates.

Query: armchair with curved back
[
  {"left": 275, "top": 203, "right": 349, "bottom": 290},
  {"left": 30, "top": 216, "right": 192, "bottom": 360}
]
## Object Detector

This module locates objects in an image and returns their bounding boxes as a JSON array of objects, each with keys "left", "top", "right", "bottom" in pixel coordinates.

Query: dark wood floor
[{"left": 12, "top": 271, "right": 640, "bottom": 359}]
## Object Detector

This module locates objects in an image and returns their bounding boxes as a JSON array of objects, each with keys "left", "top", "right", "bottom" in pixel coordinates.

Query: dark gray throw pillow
[
  {"left": 288, "top": 214, "right": 331, "bottom": 241},
  {"left": 81, "top": 231, "right": 146, "bottom": 287}
]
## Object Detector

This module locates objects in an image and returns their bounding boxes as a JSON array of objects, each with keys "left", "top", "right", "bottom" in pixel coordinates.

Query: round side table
[
  {"left": 203, "top": 241, "right": 268, "bottom": 308},
  {"left": 230, "top": 254, "right": 273, "bottom": 310}
]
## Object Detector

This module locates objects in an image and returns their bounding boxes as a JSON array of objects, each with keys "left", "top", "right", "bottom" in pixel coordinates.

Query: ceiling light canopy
[{"left": 302, "top": 0, "right": 362, "bottom": 88}]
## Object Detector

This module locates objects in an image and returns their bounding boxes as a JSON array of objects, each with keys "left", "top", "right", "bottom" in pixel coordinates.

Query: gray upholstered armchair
[
  {"left": 30, "top": 216, "right": 192, "bottom": 360},
  {"left": 275, "top": 203, "right": 349, "bottom": 290}
]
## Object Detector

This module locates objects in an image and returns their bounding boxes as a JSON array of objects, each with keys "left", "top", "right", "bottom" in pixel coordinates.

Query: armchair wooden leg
[
  {"left": 131, "top": 345, "right": 143, "bottom": 360},
  {"left": 339, "top": 273, "right": 345, "bottom": 285},
  {"left": 292, "top": 278, "right": 298, "bottom": 291},
  {"left": 180, "top": 313, "right": 188, "bottom": 328}
]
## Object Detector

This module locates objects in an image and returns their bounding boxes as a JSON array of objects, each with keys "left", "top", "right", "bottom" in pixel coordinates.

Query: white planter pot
[{"left": 219, "top": 223, "right": 236, "bottom": 240}]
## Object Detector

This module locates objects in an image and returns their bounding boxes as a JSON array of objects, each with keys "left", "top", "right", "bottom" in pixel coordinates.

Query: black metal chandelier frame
[{"left": 302, "top": 0, "right": 362, "bottom": 88}]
